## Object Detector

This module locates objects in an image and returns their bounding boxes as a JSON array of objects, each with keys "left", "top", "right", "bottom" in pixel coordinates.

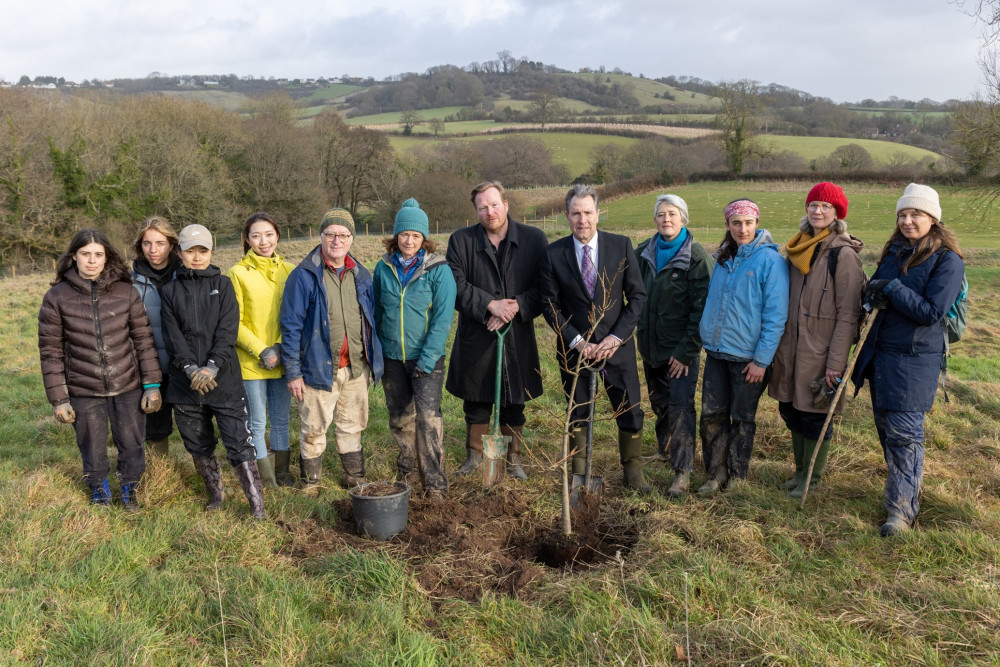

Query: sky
[{"left": 0, "top": 0, "right": 990, "bottom": 103}]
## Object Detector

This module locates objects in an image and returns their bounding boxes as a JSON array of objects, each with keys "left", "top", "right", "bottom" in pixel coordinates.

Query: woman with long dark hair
[
  {"left": 39, "top": 229, "right": 162, "bottom": 509},
  {"left": 851, "top": 184, "right": 965, "bottom": 536},
  {"left": 228, "top": 212, "right": 296, "bottom": 487}
]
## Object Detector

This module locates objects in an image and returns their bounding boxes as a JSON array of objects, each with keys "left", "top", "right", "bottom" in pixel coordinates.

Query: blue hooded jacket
[
  {"left": 699, "top": 230, "right": 789, "bottom": 367},
  {"left": 279, "top": 245, "right": 383, "bottom": 391}
]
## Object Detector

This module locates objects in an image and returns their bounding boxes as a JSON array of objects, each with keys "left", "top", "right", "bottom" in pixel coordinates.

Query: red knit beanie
[{"left": 805, "top": 182, "right": 848, "bottom": 219}]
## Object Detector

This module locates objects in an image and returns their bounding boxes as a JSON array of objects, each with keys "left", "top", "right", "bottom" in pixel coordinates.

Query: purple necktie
[{"left": 581, "top": 244, "right": 596, "bottom": 300}]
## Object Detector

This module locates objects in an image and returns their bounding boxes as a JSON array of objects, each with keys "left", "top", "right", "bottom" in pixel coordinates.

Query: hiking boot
[
  {"left": 425, "top": 488, "right": 446, "bottom": 504},
  {"left": 666, "top": 470, "right": 690, "bottom": 498},
  {"left": 501, "top": 424, "right": 528, "bottom": 480},
  {"left": 234, "top": 459, "right": 266, "bottom": 520},
  {"left": 256, "top": 454, "right": 277, "bottom": 489},
  {"left": 340, "top": 451, "right": 368, "bottom": 489},
  {"left": 193, "top": 455, "right": 224, "bottom": 511},
  {"left": 455, "top": 423, "right": 488, "bottom": 476},
  {"left": 779, "top": 432, "right": 805, "bottom": 490},
  {"left": 91, "top": 479, "right": 112, "bottom": 507},
  {"left": 880, "top": 515, "right": 911, "bottom": 537},
  {"left": 300, "top": 456, "right": 322, "bottom": 496},
  {"left": 274, "top": 450, "right": 295, "bottom": 487},
  {"left": 619, "top": 431, "right": 651, "bottom": 494},
  {"left": 121, "top": 482, "right": 140, "bottom": 512}
]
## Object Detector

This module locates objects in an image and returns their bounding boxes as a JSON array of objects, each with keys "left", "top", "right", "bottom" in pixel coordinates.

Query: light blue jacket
[
  {"left": 373, "top": 252, "right": 456, "bottom": 374},
  {"left": 699, "top": 230, "right": 789, "bottom": 367}
]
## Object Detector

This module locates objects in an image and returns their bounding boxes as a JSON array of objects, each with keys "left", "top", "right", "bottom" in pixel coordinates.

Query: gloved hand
[
  {"left": 259, "top": 344, "right": 282, "bottom": 371},
  {"left": 53, "top": 402, "right": 76, "bottom": 424},
  {"left": 188, "top": 363, "right": 219, "bottom": 394},
  {"left": 413, "top": 366, "right": 430, "bottom": 379},
  {"left": 140, "top": 387, "right": 162, "bottom": 413},
  {"left": 863, "top": 279, "right": 891, "bottom": 310}
]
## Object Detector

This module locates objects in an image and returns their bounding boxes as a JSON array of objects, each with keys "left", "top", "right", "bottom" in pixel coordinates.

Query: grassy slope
[
  {"left": 2, "top": 185, "right": 998, "bottom": 664},
  {"left": 763, "top": 136, "right": 941, "bottom": 163}
]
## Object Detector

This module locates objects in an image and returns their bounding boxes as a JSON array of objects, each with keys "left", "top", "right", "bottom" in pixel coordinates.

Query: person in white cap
[
  {"left": 851, "top": 183, "right": 965, "bottom": 537},
  {"left": 160, "top": 224, "right": 266, "bottom": 519}
]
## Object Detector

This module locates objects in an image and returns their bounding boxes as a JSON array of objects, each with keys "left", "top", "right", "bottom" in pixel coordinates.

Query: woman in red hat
[{"left": 769, "top": 183, "right": 866, "bottom": 497}]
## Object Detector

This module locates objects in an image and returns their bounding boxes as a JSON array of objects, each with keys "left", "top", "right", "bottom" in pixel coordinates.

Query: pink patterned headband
[{"left": 724, "top": 200, "right": 760, "bottom": 221}]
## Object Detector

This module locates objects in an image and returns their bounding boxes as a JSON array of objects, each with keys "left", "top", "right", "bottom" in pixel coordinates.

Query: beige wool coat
[{"left": 769, "top": 231, "right": 866, "bottom": 414}]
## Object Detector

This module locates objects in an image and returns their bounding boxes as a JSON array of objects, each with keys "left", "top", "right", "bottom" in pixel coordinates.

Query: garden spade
[
  {"left": 571, "top": 364, "right": 605, "bottom": 506},
  {"left": 482, "top": 324, "right": 512, "bottom": 489}
]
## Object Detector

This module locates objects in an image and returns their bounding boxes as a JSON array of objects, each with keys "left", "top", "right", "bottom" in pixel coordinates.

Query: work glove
[
  {"left": 259, "top": 344, "right": 282, "bottom": 371},
  {"left": 413, "top": 366, "right": 431, "bottom": 379},
  {"left": 863, "top": 279, "right": 891, "bottom": 311},
  {"left": 188, "top": 363, "right": 219, "bottom": 395},
  {"left": 140, "top": 387, "right": 162, "bottom": 413},
  {"left": 53, "top": 402, "right": 76, "bottom": 424},
  {"left": 808, "top": 376, "right": 839, "bottom": 410}
]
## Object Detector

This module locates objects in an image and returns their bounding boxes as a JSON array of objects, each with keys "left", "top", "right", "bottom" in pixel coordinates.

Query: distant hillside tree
[{"left": 715, "top": 79, "right": 765, "bottom": 175}]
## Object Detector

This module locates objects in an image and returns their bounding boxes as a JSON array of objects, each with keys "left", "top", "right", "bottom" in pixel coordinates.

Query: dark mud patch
[{"left": 275, "top": 484, "right": 640, "bottom": 603}]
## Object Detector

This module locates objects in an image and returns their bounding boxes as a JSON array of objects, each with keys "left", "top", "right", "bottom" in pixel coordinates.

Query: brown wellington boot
[
  {"left": 192, "top": 455, "right": 224, "bottom": 511},
  {"left": 300, "top": 455, "right": 322, "bottom": 496},
  {"left": 455, "top": 423, "right": 488, "bottom": 476},
  {"left": 340, "top": 450, "right": 368, "bottom": 489},
  {"left": 666, "top": 470, "right": 691, "bottom": 498},
  {"left": 234, "top": 459, "right": 266, "bottom": 520},
  {"left": 619, "top": 431, "right": 651, "bottom": 494},
  {"left": 274, "top": 451, "right": 295, "bottom": 487},
  {"left": 501, "top": 424, "right": 528, "bottom": 480}
]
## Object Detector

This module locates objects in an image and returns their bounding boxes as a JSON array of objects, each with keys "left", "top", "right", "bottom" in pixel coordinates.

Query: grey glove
[
  {"left": 189, "top": 363, "right": 219, "bottom": 394},
  {"left": 140, "top": 387, "right": 162, "bottom": 413},
  {"left": 259, "top": 344, "right": 281, "bottom": 371},
  {"left": 54, "top": 402, "right": 76, "bottom": 424}
]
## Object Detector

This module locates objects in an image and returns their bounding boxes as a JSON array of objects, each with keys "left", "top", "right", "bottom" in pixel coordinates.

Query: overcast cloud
[{"left": 1, "top": 0, "right": 987, "bottom": 102}]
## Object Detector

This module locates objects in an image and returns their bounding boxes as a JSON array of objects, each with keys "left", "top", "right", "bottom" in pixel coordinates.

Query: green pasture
[
  {"left": 345, "top": 106, "right": 472, "bottom": 125},
  {"left": 493, "top": 95, "right": 601, "bottom": 114},
  {"left": 301, "top": 83, "right": 362, "bottom": 102},
  {"left": 762, "top": 135, "right": 941, "bottom": 164},
  {"left": 387, "top": 131, "right": 639, "bottom": 174},
  {"left": 565, "top": 72, "right": 720, "bottom": 110}
]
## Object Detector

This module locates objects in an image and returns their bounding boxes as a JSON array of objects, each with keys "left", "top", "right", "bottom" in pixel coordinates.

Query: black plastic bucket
[{"left": 349, "top": 482, "right": 410, "bottom": 540}]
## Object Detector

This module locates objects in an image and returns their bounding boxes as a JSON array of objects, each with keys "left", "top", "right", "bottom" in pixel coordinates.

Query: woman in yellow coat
[{"left": 228, "top": 213, "right": 296, "bottom": 487}]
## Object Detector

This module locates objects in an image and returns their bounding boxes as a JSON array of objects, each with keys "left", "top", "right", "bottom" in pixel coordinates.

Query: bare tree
[
  {"left": 715, "top": 79, "right": 765, "bottom": 176},
  {"left": 528, "top": 90, "right": 563, "bottom": 129}
]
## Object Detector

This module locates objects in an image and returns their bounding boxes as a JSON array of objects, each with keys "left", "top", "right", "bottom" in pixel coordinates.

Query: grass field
[
  {"left": 2, "top": 183, "right": 999, "bottom": 664},
  {"left": 762, "top": 136, "right": 941, "bottom": 165},
  {"left": 565, "top": 72, "right": 720, "bottom": 111}
]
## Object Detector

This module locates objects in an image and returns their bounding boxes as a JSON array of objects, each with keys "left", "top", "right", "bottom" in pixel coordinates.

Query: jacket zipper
[{"left": 92, "top": 282, "right": 110, "bottom": 394}]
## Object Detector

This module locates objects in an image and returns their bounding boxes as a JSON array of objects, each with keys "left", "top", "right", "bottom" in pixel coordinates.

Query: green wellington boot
[
  {"left": 789, "top": 437, "right": 831, "bottom": 498},
  {"left": 779, "top": 432, "right": 805, "bottom": 491}
]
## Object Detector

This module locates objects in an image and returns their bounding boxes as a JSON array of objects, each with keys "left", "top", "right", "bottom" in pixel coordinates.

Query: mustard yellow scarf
[{"left": 785, "top": 228, "right": 831, "bottom": 275}]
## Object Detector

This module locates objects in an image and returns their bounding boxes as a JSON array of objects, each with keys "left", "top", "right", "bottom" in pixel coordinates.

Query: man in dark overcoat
[
  {"left": 541, "top": 184, "right": 650, "bottom": 492},
  {"left": 445, "top": 181, "right": 548, "bottom": 479}
]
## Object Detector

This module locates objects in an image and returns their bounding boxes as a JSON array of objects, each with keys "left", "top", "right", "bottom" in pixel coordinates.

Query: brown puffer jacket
[{"left": 38, "top": 267, "right": 161, "bottom": 405}]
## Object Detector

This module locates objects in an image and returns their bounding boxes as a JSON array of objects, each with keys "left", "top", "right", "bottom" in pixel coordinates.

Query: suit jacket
[{"left": 541, "top": 231, "right": 647, "bottom": 369}]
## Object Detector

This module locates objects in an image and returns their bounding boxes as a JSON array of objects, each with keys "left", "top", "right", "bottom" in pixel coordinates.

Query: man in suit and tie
[{"left": 541, "top": 184, "right": 650, "bottom": 493}]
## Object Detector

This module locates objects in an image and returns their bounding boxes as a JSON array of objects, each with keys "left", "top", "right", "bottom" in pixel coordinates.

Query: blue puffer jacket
[
  {"left": 852, "top": 242, "right": 965, "bottom": 411},
  {"left": 280, "top": 245, "right": 383, "bottom": 391},
  {"left": 699, "top": 230, "right": 789, "bottom": 367},
  {"left": 373, "top": 252, "right": 457, "bottom": 374}
]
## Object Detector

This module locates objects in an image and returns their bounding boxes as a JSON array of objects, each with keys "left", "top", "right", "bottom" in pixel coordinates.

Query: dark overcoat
[{"left": 445, "top": 218, "right": 547, "bottom": 404}]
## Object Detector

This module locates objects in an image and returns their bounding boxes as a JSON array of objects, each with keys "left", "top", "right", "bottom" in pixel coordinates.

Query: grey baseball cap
[{"left": 178, "top": 224, "right": 213, "bottom": 251}]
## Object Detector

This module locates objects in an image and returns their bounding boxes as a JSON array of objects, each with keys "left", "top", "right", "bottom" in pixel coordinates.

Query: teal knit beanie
[{"left": 393, "top": 198, "right": 429, "bottom": 237}]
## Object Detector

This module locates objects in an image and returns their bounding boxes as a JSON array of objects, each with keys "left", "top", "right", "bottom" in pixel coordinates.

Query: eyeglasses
[
  {"left": 322, "top": 232, "right": 352, "bottom": 243},
  {"left": 807, "top": 203, "right": 834, "bottom": 213}
]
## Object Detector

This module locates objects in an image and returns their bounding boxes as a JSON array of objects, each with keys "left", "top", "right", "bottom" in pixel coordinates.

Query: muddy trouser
[
  {"left": 561, "top": 353, "right": 644, "bottom": 434},
  {"left": 383, "top": 357, "right": 447, "bottom": 492},
  {"left": 144, "top": 375, "right": 174, "bottom": 442},
  {"left": 71, "top": 388, "right": 146, "bottom": 486},
  {"left": 871, "top": 384, "right": 924, "bottom": 525},
  {"left": 174, "top": 398, "right": 256, "bottom": 466},
  {"left": 778, "top": 402, "right": 833, "bottom": 441},
  {"left": 699, "top": 355, "right": 770, "bottom": 480},
  {"left": 463, "top": 402, "right": 525, "bottom": 427},
  {"left": 644, "top": 357, "right": 700, "bottom": 472},
  {"left": 297, "top": 365, "right": 370, "bottom": 459}
]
